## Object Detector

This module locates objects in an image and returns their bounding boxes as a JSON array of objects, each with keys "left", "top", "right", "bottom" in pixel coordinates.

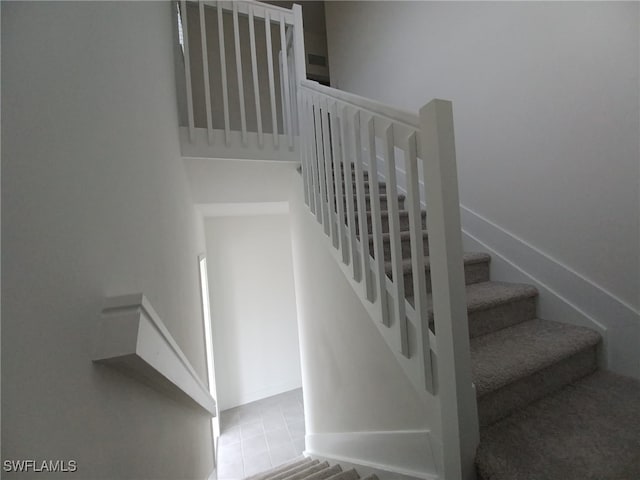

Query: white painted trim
[
  {"left": 196, "top": 201, "right": 289, "bottom": 217},
  {"left": 305, "top": 431, "right": 439, "bottom": 480},
  {"left": 180, "top": 127, "right": 299, "bottom": 162},
  {"left": 460, "top": 207, "right": 640, "bottom": 379},
  {"left": 92, "top": 293, "right": 217, "bottom": 415}
]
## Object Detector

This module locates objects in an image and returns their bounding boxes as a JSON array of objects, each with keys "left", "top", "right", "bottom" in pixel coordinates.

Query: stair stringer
[
  {"left": 289, "top": 172, "right": 445, "bottom": 479},
  {"left": 306, "top": 431, "right": 440, "bottom": 480},
  {"left": 295, "top": 176, "right": 437, "bottom": 402}
]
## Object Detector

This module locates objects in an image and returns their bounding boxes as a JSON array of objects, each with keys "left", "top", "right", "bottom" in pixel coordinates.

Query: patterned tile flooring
[{"left": 216, "top": 388, "right": 305, "bottom": 479}]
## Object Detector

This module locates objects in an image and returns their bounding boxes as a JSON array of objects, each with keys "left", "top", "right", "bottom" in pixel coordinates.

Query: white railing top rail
[
  {"left": 300, "top": 79, "right": 419, "bottom": 131},
  {"left": 202, "top": 0, "right": 294, "bottom": 24}
]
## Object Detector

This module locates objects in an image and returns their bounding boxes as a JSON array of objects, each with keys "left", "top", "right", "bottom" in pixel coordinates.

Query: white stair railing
[{"left": 298, "top": 80, "right": 479, "bottom": 480}]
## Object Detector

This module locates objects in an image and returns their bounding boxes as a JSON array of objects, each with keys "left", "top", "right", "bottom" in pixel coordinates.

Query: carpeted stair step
[
  {"left": 299, "top": 465, "right": 343, "bottom": 480},
  {"left": 471, "top": 318, "right": 601, "bottom": 427},
  {"left": 388, "top": 252, "right": 490, "bottom": 297},
  {"left": 325, "top": 468, "right": 359, "bottom": 480},
  {"left": 368, "top": 229, "right": 430, "bottom": 261},
  {"left": 333, "top": 167, "right": 369, "bottom": 182},
  {"left": 360, "top": 476, "right": 379, "bottom": 480},
  {"left": 355, "top": 209, "right": 426, "bottom": 235},
  {"left": 342, "top": 192, "right": 405, "bottom": 212},
  {"left": 423, "top": 281, "right": 538, "bottom": 337},
  {"left": 281, "top": 462, "right": 330, "bottom": 480},
  {"left": 476, "top": 370, "right": 640, "bottom": 480},
  {"left": 343, "top": 179, "right": 387, "bottom": 195},
  {"left": 245, "top": 457, "right": 315, "bottom": 480},
  {"left": 266, "top": 460, "right": 321, "bottom": 480}
]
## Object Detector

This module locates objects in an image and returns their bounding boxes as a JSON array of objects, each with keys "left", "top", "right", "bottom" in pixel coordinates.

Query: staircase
[
  {"left": 335, "top": 165, "right": 640, "bottom": 479},
  {"left": 177, "top": 1, "right": 640, "bottom": 478},
  {"left": 246, "top": 457, "right": 377, "bottom": 480}
]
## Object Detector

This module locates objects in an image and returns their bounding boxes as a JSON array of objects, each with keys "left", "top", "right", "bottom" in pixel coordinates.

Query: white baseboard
[
  {"left": 460, "top": 206, "right": 640, "bottom": 380},
  {"left": 305, "top": 431, "right": 439, "bottom": 480}
]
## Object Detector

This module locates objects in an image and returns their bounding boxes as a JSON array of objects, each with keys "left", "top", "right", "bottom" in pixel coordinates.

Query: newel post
[{"left": 419, "top": 99, "right": 479, "bottom": 480}]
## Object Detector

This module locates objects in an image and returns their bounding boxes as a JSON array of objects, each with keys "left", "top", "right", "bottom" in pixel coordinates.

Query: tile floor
[{"left": 216, "top": 388, "right": 306, "bottom": 479}]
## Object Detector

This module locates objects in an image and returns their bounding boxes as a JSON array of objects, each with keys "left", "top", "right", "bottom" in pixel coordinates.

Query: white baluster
[
  {"left": 180, "top": 0, "right": 195, "bottom": 142},
  {"left": 264, "top": 11, "right": 279, "bottom": 147},
  {"left": 364, "top": 115, "right": 390, "bottom": 325},
  {"left": 232, "top": 2, "right": 247, "bottom": 145},
  {"left": 405, "top": 132, "right": 433, "bottom": 391},
  {"left": 312, "top": 96, "right": 328, "bottom": 230},
  {"left": 340, "top": 105, "right": 360, "bottom": 280},
  {"left": 198, "top": 1, "right": 213, "bottom": 144},
  {"left": 279, "top": 16, "right": 293, "bottom": 149},
  {"left": 329, "top": 101, "right": 348, "bottom": 264},
  {"left": 216, "top": 2, "right": 230, "bottom": 145},
  {"left": 302, "top": 93, "right": 316, "bottom": 214},
  {"left": 320, "top": 98, "right": 337, "bottom": 247},
  {"left": 248, "top": 6, "right": 263, "bottom": 147},
  {"left": 382, "top": 123, "right": 408, "bottom": 355},
  {"left": 352, "top": 111, "right": 373, "bottom": 301}
]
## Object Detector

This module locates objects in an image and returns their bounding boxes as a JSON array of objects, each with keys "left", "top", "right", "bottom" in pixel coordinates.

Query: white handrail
[
  {"left": 300, "top": 79, "right": 419, "bottom": 130},
  {"left": 204, "top": 0, "right": 294, "bottom": 23},
  {"left": 198, "top": 0, "right": 214, "bottom": 144}
]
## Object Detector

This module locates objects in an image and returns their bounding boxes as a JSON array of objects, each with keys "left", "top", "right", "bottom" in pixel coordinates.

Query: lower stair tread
[
  {"left": 244, "top": 458, "right": 374, "bottom": 480},
  {"left": 388, "top": 251, "right": 490, "bottom": 274},
  {"left": 476, "top": 370, "right": 640, "bottom": 480},
  {"left": 471, "top": 318, "right": 601, "bottom": 397},
  {"left": 245, "top": 457, "right": 313, "bottom": 480}
]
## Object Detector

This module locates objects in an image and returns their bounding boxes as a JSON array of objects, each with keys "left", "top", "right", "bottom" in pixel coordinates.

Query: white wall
[
  {"left": 325, "top": 1, "right": 640, "bottom": 369},
  {"left": 288, "top": 178, "right": 428, "bottom": 434},
  {"left": 204, "top": 214, "right": 302, "bottom": 410},
  {"left": 2, "top": 2, "right": 213, "bottom": 478},
  {"left": 184, "top": 157, "right": 298, "bottom": 204}
]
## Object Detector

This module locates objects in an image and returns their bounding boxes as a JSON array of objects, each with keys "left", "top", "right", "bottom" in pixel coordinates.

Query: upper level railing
[
  {"left": 177, "top": 1, "right": 478, "bottom": 478},
  {"left": 177, "top": 0, "right": 301, "bottom": 159}
]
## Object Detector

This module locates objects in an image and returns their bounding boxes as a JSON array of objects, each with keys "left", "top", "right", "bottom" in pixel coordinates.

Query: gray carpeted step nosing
[
  {"left": 267, "top": 460, "right": 321, "bottom": 480},
  {"left": 281, "top": 462, "right": 330, "bottom": 480},
  {"left": 462, "top": 281, "right": 538, "bottom": 314},
  {"left": 471, "top": 318, "right": 601, "bottom": 397},
  {"left": 299, "top": 465, "right": 343, "bottom": 480},
  {"left": 325, "top": 468, "right": 360, "bottom": 480},
  {"left": 387, "top": 252, "right": 491, "bottom": 274},
  {"left": 244, "top": 457, "right": 313, "bottom": 480},
  {"left": 420, "top": 281, "right": 538, "bottom": 322}
]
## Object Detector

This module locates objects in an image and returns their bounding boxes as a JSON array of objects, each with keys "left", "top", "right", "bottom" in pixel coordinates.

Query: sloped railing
[{"left": 297, "top": 80, "right": 479, "bottom": 479}]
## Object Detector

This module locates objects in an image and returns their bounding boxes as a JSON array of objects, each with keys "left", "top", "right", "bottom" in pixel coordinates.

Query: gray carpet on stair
[
  {"left": 472, "top": 318, "right": 601, "bottom": 396},
  {"left": 244, "top": 457, "right": 378, "bottom": 480},
  {"left": 245, "top": 458, "right": 312, "bottom": 480},
  {"left": 472, "top": 318, "right": 600, "bottom": 425},
  {"left": 476, "top": 371, "right": 640, "bottom": 480}
]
